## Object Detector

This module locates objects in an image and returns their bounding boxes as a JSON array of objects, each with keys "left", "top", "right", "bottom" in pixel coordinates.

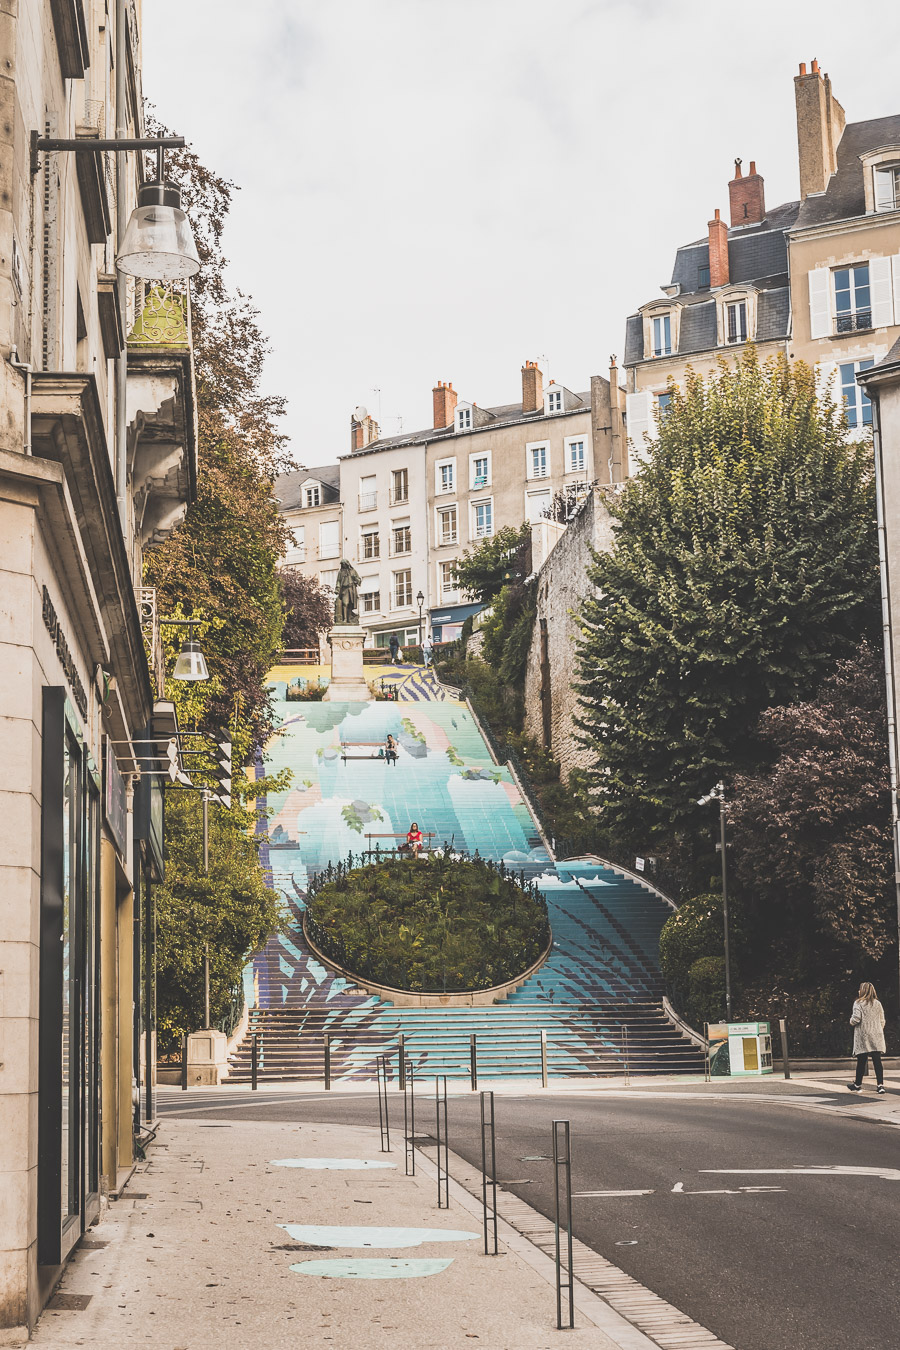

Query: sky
[{"left": 142, "top": 1, "right": 900, "bottom": 469}]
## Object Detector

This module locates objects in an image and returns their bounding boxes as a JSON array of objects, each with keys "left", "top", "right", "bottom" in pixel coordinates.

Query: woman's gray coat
[{"left": 851, "top": 999, "right": 886, "bottom": 1055}]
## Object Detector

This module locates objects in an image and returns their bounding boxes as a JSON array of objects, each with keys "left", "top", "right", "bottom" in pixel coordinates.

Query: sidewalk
[{"left": 22, "top": 1119, "right": 635, "bottom": 1350}]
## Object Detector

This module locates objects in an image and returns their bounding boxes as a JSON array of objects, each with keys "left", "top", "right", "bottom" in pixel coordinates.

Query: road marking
[
  {"left": 703, "top": 1165, "right": 900, "bottom": 1182},
  {"left": 671, "top": 1182, "right": 684, "bottom": 1192},
  {"left": 574, "top": 1189, "right": 655, "bottom": 1198}
]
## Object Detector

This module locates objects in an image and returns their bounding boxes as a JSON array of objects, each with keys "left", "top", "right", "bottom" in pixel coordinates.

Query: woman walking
[{"left": 847, "top": 982, "right": 887, "bottom": 1094}]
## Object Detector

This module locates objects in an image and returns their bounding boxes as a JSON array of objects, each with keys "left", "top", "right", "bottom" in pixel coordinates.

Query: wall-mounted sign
[
  {"left": 103, "top": 739, "right": 128, "bottom": 859},
  {"left": 42, "top": 586, "right": 88, "bottom": 718}
]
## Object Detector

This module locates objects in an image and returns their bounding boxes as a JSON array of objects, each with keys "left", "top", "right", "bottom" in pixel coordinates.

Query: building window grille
[{"left": 834, "top": 263, "right": 872, "bottom": 334}]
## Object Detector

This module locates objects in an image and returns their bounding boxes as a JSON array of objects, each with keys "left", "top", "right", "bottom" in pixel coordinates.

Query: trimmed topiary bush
[{"left": 305, "top": 855, "right": 550, "bottom": 993}]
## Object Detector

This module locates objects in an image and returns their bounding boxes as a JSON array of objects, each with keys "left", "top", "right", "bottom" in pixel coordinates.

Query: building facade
[
  {"left": 0, "top": 0, "right": 196, "bottom": 1334},
  {"left": 275, "top": 362, "right": 625, "bottom": 645},
  {"left": 624, "top": 61, "right": 900, "bottom": 461}
]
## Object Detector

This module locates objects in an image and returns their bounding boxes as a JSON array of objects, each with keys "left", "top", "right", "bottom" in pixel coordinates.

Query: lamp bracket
[{"left": 30, "top": 132, "right": 186, "bottom": 177}]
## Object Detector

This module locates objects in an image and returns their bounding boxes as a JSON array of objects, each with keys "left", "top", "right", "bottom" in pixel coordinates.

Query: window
[
  {"left": 839, "top": 359, "right": 875, "bottom": 428},
  {"left": 875, "top": 164, "right": 900, "bottom": 212},
  {"left": 725, "top": 300, "right": 748, "bottom": 344},
  {"left": 290, "top": 525, "right": 305, "bottom": 556},
  {"left": 456, "top": 406, "right": 472, "bottom": 432},
  {"left": 652, "top": 313, "right": 672, "bottom": 357},
  {"left": 547, "top": 388, "right": 562, "bottom": 412},
  {"left": 305, "top": 485, "right": 320, "bottom": 508},
  {"left": 361, "top": 528, "right": 380, "bottom": 560},
  {"left": 525, "top": 489, "right": 552, "bottom": 523},
  {"left": 698, "top": 264, "right": 710, "bottom": 290},
  {"left": 471, "top": 454, "right": 490, "bottom": 488},
  {"left": 320, "top": 569, "right": 338, "bottom": 591},
  {"left": 473, "top": 500, "right": 493, "bottom": 538},
  {"left": 362, "top": 585, "right": 381, "bottom": 613},
  {"left": 359, "top": 474, "right": 377, "bottom": 511},
  {"left": 656, "top": 392, "right": 673, "bottom": 420},
  {"left": 439, "top": 561, "right": 458, "bottom": 597},
  {"left": 528, "top": 444, "right": 549, "bottom": 479},
  {"left": 436, "top": 459, "right": 455, "bottom": 494},
  {"left": 567, "top": 439, "right": 585, "bottom": 473},
  {"left": 391, "top": 467, "right": 409, "bottom": 505},
  {"left": 438, "top": 505, "right": 458, "bottom": 546},
  {"left": 392, "top": 524, "right": 411, "bottom": 556},
  {"left": 393, "top": 569, "right": 413, "bottom": 608},
  {"left": 319, "top": 520, "right": 340, "bottom": 559},
  {"left": 834, "top": 263, "right": 872, "bottom": 333}
]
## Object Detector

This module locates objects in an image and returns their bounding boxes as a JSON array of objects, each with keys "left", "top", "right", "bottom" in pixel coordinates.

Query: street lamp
[
  {"left": 416, "top": 589, "right": 425, "bottom": 648},
  {"left": 162, "top": 618, "right": 211, "bottom": 682},
  {"left": 698, "top": 782, "right": 732, "bottom": 1021},
  {"left": 117, "top": 150, "right": 201, "bottom": 280}
]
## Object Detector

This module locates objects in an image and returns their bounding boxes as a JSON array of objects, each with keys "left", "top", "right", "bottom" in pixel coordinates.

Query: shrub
[
  {"left": 685, "top": 955, "right": 727, "bottom": 1025},
  {"left": 285, "top": 678, "right": 326, "bottom": 701},
  {"left": 305, "top": 855, "right": 550, "bottom": 992}
]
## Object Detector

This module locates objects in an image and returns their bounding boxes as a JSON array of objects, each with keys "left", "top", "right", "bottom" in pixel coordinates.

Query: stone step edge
[{"left": 417, "top": 1143, "right": 735, "bottom": 1350}]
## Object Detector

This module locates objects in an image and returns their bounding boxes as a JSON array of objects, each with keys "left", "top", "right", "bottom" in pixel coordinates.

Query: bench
[
  {"left": 363, "top": 830, "right": 438, "bottom": 858},
  {"left": 340, "top": 741, "right": 393, "bottom": 762}
]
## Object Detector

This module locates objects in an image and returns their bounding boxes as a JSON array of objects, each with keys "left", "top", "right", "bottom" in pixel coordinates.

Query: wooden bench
[
  {"left": 363, "top": 830, "right": 438, "bottom": 858},
  {"left": 340, "top": 741, "right": 393, "bottom": 762}
]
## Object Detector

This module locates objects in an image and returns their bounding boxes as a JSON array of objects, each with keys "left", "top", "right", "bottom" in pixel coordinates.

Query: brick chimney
[
  {"left": 794, "top": 59, "right": 845, "bottom": 200},
  {"left": 432, "top": 380, "right": 458, "bottom": 429},
  {"left": 707, "top": 209, "right": 730, "bottom": 288},
  {"left": 728, "top": 158, "right": 766, "bottom": 226},
  {"left": 522, "top": 360, "right": 543, "bottom": 413},
  {"left": 350, "top": 412, "right": 379, "bottom": 452}
]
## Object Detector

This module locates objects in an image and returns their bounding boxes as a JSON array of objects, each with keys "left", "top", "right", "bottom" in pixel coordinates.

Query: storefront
[{"left": 428, "top": 601, "right": 484, "bottom": 644}]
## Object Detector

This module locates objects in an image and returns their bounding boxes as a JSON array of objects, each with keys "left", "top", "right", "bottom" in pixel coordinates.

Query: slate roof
[
  {"left": 795, "top": 114, "right": 900, "bottom": 229},
  {"left": 274, "top": 464, "right": 340, "bottom": 510}
]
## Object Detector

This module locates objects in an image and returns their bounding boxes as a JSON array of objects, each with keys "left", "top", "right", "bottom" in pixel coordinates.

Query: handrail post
[
  {"left": 704, "top": 1021, "right": 711, "bottom": 1082},
  {"left": 779, "top": 1017, "right": 791, "bottom": 1080},
  {"left": 399, "top": 1034, "right": 406, "bottom": 1092},
  {"left": 251, "top": 1032, "right": 259, "bottom": 1091},
  {"left": 470, "top": 1034, "right": 477, "bottom": 1092},
  {"left": 180, "top": 1032, "right": 188, "bottom": 1091},
  {"left": 541, "top": 1028, "right": 548, "bottom": 1088},
  {"left": 552, "top": 1120, "right": 575, "bottom": 1330},
  {"left": 324, "top": 1033, "right": 331, "bottom": 1091}
]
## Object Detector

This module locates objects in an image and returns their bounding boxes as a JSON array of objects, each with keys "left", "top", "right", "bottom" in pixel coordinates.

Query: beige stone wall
[{"left": 523, "top": 486, "right": 616, "bottom": 779}]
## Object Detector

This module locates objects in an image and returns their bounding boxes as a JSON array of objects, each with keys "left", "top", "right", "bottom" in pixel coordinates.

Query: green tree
[
  {"left": 154, "top": 791, "right": 283, "bottom": 1052},
  {"left": 280, "top": 568, "right": 333, "bottom": 652},
  {"left": 452, "top": 523, "right": 530, "bottom": 603},
  {"left": 576, "top": 351, "right": 880, "bottom": 849}
]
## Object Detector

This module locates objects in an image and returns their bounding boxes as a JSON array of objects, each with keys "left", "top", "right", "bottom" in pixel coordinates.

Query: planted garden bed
[{"left": 304, "top": 855, "right": 549, "bottom": 993}]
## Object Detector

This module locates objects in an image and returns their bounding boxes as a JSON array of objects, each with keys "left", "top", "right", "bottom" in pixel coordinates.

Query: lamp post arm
[{"left": 30, "top": 132, "right": 186, "bottom": 175}]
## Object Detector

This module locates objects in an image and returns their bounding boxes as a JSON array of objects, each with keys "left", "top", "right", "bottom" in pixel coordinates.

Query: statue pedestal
[{"left": 324, "top": 625, "right": 370, "bottom": 701}]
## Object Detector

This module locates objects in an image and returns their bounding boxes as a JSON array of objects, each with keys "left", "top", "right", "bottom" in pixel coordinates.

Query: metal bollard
[
  {"left": 403, "top": 1059, "right": 416, "bottom": 1176},
  {"left": 541, "top": 1029, "right": 548, "bottom": 1089},
  {"left": 704, "top": 1022, "right": 711, "bottom": 1082},
  {"left": 399, "top": 1034, "right": 406, "bottom": 1092},
  {"left": 180, "top": 1033, "right": 188, "bottom": 1091},
  {"left": 470, "top": 1034, "right": 478, "bottom": 1092},
  {"left": 435, "top": 1075, "right": 449, "bottom": 1208},
  {"left": 377, "top": 1056, "right": 391, "bottom": 1152},
  {"left": 552, "top": 1120, "right": 575, "bottom": 1330},
  {"left": 324, "top": 1034, "right": 331, "bottom": 1091},
  {"left": 779, "top": 1017, "right": 791, "bottom": 1080},
  {"left": 621, "top": 1024, "right": 630, "bottom": 1087},
  {"left": 480, "top": 1091, "right": 498, "bottom": 1255},
  {"left": 251, "top": 1033, "right": 259, "bottom": 1091}
]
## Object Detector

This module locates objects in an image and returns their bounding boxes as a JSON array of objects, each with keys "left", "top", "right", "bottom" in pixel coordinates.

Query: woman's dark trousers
[{"left": 855, "top": 1052, "right": 884, "bottom": 1085}]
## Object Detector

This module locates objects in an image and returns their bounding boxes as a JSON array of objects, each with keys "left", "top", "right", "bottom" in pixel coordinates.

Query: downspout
[
  {"left": 9, "top": 347, "right": 33, "bottom": 455},
  {"left": 115, "top": 0, "right": 128, "bottom": 529},
  {"left": 870, "top": 395, "right": 900, "bottom": 1008}
]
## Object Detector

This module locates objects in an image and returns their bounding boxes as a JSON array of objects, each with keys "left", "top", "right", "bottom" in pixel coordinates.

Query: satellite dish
[{"left": 353, "top": 405, "right": 368, "bottom": 422}]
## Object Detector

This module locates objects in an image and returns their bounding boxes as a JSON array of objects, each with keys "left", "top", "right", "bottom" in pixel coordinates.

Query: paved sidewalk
[{"left": 22, "top": 1120, "right": 628, "bottom": 1350}]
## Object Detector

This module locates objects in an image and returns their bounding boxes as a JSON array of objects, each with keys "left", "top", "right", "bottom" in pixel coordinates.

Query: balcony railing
[
  {"left": 389, "top": 487, "right": 409, "bottom": 506},
  {"left": 362, "top": 542, "right": 381, "bottom": 561},
  {"left": 358, "top": 491, "right": 377, "bottom": 512},
  {"left": 835, "top": 310, "right": 873, "bottom": 334},
  {"left": 287, "top": 543, "right": 306, "bottom": 562},
  {"left": 440, "top": 532, "right": 458, "bottom": 546},
  {"left": 390, "top": 540, "right": 412, "bottom": 557}
]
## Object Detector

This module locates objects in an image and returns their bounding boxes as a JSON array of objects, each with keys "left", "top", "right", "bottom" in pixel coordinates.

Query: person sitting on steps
[
  {"left": 385, "top": 734, "right": 398, "bottom": 766},
  {"left": 406, "top": 821, "right": 423, "bottom": 856}
]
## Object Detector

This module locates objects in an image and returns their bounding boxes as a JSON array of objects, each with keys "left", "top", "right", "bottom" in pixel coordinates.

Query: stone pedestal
[
  {"left": 324, "top": 624, "right": 370, "bottom": 701},
  {"left": 186, "top": 1029, "right": 228, "bottom": 1086}
]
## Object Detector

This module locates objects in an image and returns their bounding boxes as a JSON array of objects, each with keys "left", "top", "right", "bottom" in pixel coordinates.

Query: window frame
[
  {"left": 455, "top": 404, "right": 473, "bottom": 433},
  {"left": 526, "top": 441, "right": 550, "bottom": 480},
  {"left": 435, "top": 457, "right": 456, "bottom": 495},
  {"left": 305, "top": 485, "right": 321, "bottom": 508},
  {"left": 524, "top": 486, "right": 552, "bottom": 524},
  {"left": 545, "top": 386, "right": 563, "bottom": 414},
  {"left": 361, "top": 583, "right": 381, "bottom": 614},
  {"left": 833, "top": 262, "right": 872, "bottom": 334},
  {"left": 438, "top": 559, "right": 458, "bottom": 599},
  {"left": 469, "top": 451, "right": 491, "bottom": 490},
  {"left": 390, "top": 466, "right": 410, "bottom": 505},
  {"left": 436, "top": 503, "right": 458, "bottom": 547},
  {"left": 391, "top": 523, "right": 412, "bottom": 557},
  {"left": 392, "top": 568, "right": 413, "bottom": 609},
  {"left": 839, "top": 358, "right": 875, "bottom": 429},
  {"left": 725, "top": 299, "right": 748, "bottom": 345},
  {"left": 361, "top": 527, "right": 380, "bottom": 560},
  {"left": 651, "top": 312, "right": 672, "bottom": 358},
  {"left": 471, "top": 497, "right": 494, "bottom": 539},
  {"left": 318, "top": 519, "right": 340, "bottom": 560},
  {"left": 564, "top": 436, "right": 586, "bottom": 475},
  {"left": 358, "top": 473, "right": 377, "bottom": 512}
]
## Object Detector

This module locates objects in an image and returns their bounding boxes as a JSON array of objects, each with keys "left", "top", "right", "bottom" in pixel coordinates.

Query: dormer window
[
  {"left": 547, "top": 389, "right": 562, "bottom": 412},
  {"left": 456, "top": 406, "right": 472, "bottom": 432},
  {"left": 875, "top": 164, "right": 900, "bottom": 212},
  {"left": 725, "top": 300, "right": 747, "bottom": 344},
  {"left": 305, "top": 485, "right": 320, "bottom": 507},
  {"left": 652, "top": 314, "right": 672, "bottom": 357}
]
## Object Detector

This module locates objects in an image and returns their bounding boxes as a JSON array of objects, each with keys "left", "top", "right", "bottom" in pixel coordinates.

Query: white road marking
[
  {"left": 573, "top": 1189, "right": 655, "bottom": 1197},
  {"left": 671, "top": 1182, "right": 684, "bottom": 1192},
  {"left": 703, "top": 1165, "right": 900, "bottom": 1182}
]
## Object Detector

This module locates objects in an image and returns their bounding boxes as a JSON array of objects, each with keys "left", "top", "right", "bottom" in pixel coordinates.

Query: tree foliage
[
  {"left": 452, "top": 523, "right": 531, "bottom": 604},
  {"left": 576, "top": 351, "right": 880, "bottom": 849},
  {"left": 155, "top": 792, "right": 282, "bottom": 1053},
  {"left": 729, "top": 643, "right": 894, "bottom": 982},
  {"left": 280, "top": 568, "right": 333, "bottom": 652}
]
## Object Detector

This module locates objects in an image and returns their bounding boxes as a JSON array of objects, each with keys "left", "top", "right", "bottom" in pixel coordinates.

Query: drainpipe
[
  {"left": 115, "top": 0, "right": 128, "bottom": 528},
  {"left": 9, "top": 347, "right": 33, "bottom": 455}
]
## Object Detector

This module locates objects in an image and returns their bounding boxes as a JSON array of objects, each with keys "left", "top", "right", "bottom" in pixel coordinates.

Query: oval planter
[{"left": 301, "top": 910, "right": 552, "bottom": 1008}]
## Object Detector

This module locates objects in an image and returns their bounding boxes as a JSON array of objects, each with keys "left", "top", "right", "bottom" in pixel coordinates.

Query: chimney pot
[
  {"left": 734, "top": 158, "right": 742, "bottom": 178},
  {"left": 811, "top": 58, "right": 819, "bottom": 72},
  {"left": 799, "top": 62, "right": 806, "bottom": 75}
]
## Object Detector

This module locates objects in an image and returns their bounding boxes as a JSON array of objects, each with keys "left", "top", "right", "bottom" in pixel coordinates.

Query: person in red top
[{"left": 406, "top": 822, "right": 423, "bottom": 856}]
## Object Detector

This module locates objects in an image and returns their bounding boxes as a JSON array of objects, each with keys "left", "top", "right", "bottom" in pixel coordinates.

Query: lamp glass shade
[
  {"left": 117, "top": 184, "right": 201, "bottom": 281},
  {"left": 172, "top": 640, "right": 209, "bottom": 682}
]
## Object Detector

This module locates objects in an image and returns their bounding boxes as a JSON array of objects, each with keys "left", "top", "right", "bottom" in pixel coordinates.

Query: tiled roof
[
  {"left": 678, "top": 300, "right": 718, "bottom": 354},
  {"left": 795, "top": 114, "right": 900, "bottom": 229},
  {"left": 274, "top": 464, "right": 340, "bottom": 509},
  {"left": 756, "top": 287, "right": 791, "bottom": 342}
]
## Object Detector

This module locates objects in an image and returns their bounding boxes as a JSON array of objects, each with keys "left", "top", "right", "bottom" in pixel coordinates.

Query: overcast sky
[{"left": 142, "top": 1, "right": 900, "bottom": 468}]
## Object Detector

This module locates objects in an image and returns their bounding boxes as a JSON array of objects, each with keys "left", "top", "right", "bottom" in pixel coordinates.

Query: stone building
[
  {"left": 523, "top": 486, "right": 615, "bottom": 776},
  {"left": 624, "top": 61, "right": 900, "bottom": 460},
  {"left": 0, "top": 0, "right": 197, "bottom": 1334}
]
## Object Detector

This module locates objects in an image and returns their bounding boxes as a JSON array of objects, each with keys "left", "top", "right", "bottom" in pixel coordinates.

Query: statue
[{"left": 334, "top": 558, "right": 361, "bottom": 625}]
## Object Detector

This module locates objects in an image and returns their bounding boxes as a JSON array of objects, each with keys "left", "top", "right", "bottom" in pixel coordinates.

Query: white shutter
[
  {"left": 625, "top": 391, "right": 653, "bottom": 475},
  {"left": 893, "top": 256, "right": 900, "bottom": 325},
  {"left": 875, "top": 168, "right": 894, "bottom": 212},
  {"left": 808, "top": 267, "right": 832, "bottom": 339},
  {"left": 870, "top": 256, "right": 894, "bottom": 328},
  {"left": 816, "top": 361, "right": 839, "bottom": 409}
]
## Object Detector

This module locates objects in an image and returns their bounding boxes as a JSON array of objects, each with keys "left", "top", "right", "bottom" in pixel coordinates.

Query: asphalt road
[{"left": 157, "top": 1084, "right": 900, "bottom": 1350}]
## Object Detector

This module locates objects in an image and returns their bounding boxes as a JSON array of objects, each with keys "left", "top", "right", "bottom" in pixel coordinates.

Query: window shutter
[
  {"left": 870, "top": 256, "right": 894, "bottom": 328},
  {"left": 625, "top": 392, "right": 653, "bottom": 474},
  {"left": 875, "top": 168, "right": 894, "bottom": 212},
  {"left": 808, "top": 268, "right": 832, "bottom": 339},
  {"left": 815, "top": 361, "right": 839, "bottom": 408}
]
